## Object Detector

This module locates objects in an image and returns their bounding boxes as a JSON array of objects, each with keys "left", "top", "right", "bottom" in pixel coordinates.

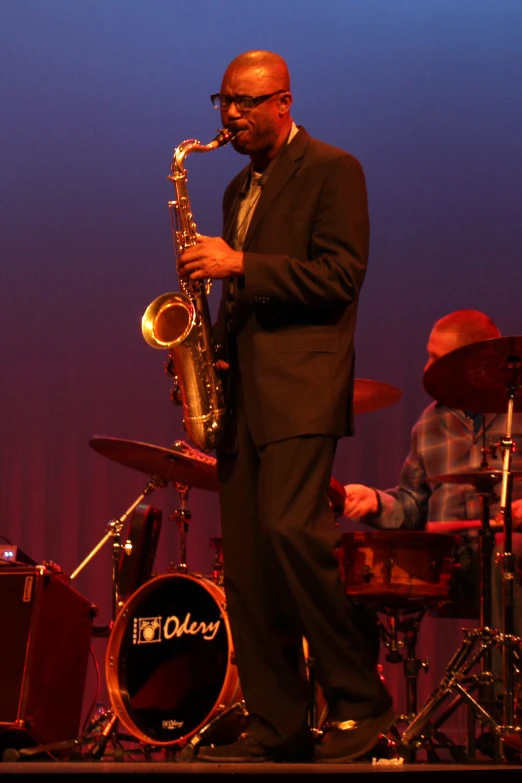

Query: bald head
[
  {"left": 224, "top": 50, "right": 291, "bottom": 92},
  {"left": 432, "top": 309, "right": 500, "bottom": 345},
  {"left": 425, "top": 309, "right": 501, "bottom": 372}
]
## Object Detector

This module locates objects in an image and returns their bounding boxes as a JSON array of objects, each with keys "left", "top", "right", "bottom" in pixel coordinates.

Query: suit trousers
[{"left": 217, "top": 404, "right": 392, "bottom": 750}]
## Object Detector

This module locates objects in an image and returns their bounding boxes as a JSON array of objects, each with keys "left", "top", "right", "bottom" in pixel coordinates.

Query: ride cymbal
[
  {"left": 353, "top": 379, "right": 402, "bottom": 415},
  {"left": 89, "top": 436, "right": 219, "bottom": 492},
  {"left": 423, "top": 335, "right": 522, "bottom": 413}
]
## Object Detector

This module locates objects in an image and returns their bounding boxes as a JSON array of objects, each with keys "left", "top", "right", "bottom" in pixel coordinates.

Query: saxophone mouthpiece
[{"left": 216, "top": 127, "right": 235, "bottom": 145}]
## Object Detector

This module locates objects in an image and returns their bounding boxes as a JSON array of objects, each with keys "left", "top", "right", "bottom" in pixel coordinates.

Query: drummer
[{"left": 343, "top": 309, "right": 522, "bottom": 670}]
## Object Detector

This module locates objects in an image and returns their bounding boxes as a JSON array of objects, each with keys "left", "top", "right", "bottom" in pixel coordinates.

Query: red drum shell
[{"left": 337, "top": 530, "right": 459, "bottom": 606}]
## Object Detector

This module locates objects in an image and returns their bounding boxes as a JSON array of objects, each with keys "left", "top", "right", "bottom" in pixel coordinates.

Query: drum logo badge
[
  {"left": 133, "top": 612, "right": 221, "bottom": 644},
  {"left": 134, "top": 616, "right": 162, "bottom": 644}
]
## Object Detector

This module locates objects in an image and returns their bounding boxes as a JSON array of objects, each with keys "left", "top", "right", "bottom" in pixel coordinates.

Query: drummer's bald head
[{"left": 432, "top": 309, "right": 501, "bottom": 348}]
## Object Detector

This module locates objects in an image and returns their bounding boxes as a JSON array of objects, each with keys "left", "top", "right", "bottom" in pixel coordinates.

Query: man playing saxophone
[{"left": 177, "top": 49, "right": 392, "bottom": 763}]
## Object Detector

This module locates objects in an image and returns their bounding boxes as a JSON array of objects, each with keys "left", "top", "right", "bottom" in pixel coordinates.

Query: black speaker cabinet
[{"left": 0, "top": 566, "right": 95, "bottom": 748}]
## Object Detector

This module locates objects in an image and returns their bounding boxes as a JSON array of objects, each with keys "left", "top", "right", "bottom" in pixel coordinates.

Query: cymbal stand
[
  {"left": 497, "top": 357, "right": 520, "bottom": 738},
  {"left": 476, "top": 475, "right": 497, "bottom": 711},
  {"left": 169, "top": 483, "right": 190, "bottom": 574}
]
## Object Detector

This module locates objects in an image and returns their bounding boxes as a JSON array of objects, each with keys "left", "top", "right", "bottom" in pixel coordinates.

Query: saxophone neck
[{"left": 169, "top": 128, "right": 234, "bottom": 180}]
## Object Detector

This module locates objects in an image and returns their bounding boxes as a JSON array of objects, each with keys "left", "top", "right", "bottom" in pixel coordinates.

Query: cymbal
[
  {"left": 90, "top": 436, "right": 347, "bottom": 507},
  {"left": 353, "top": 379, "right": 402, "bottom": 415},
  {"left": 89, "top": 436, "right": 219, "bottom": 492},
  {"left": 428, "top": 466, "right": 522, "bottom": 489},
  {"left": 423, "top": 335, "right": 522, "bottom": 413}
]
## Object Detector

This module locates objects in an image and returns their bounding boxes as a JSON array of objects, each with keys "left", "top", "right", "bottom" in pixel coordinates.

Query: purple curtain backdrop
[{"left": 1, "top": 0, "right": 521, "bottom": 741}]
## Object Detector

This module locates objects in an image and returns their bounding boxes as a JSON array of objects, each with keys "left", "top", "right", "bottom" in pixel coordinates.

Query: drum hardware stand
[
  {"left": 399, "top": 361, "right": 522, "bottom": 763},
  {"left": 209, "top": 537, "right": 224, "bottom": 584},
  {"left": 168, "top": 483, "right": 191, "bottom": 574},
  {"left": 375, "top": 605, "right": 431, "bottom": 727},
  {"left": 371, "top": 603, "right": 456, "bottom": 761},
  {"left": 173, "top": 701, "right": 249, "bottom": 762}
]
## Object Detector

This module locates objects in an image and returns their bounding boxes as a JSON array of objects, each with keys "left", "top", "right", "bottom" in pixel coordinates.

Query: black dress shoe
[
  {"left": 196, "top": 731, "right": 315, "bottom": 763},
  {"left": 196, "top": 732, "right": 271, "bottom": 762},
  {"left": 315, "top": 706, "right": 395, "bottom": 763}
]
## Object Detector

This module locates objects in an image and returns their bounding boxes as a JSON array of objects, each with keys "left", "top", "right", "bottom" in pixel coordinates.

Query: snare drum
[
  {"left": 337, "top": 530, "right": 459, "bottom": 606},
  {"left": 105, "top": 572, "right": 241, "bottom": 746}
]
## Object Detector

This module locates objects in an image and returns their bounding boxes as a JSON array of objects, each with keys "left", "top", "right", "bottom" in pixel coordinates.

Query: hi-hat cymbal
[
  {"left": 423, "top": 335, "right": 522, "bottom": 413},
  {"left": 428, "top": 466, "right": 522, "bottom": 489},
  {"left": 89, "top": 436, "right": 219, "bottom": 492},
  {"left": 353, "top": 379, "right": 402, "bottom": 415}
]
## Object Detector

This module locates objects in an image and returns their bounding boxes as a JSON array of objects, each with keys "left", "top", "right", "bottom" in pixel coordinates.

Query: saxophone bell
[{"left": 142, "top": 291, "right": 195, "bottom": 350}]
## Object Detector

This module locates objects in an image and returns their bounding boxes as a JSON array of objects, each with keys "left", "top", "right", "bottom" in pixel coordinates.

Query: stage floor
[{"left": 1, "top": 759, "right": 522, "bottom": 779}]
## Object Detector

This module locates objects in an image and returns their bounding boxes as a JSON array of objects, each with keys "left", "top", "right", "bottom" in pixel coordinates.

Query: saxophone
[{"left": 141, "top": 128, "right": 234, "bottom": 452}]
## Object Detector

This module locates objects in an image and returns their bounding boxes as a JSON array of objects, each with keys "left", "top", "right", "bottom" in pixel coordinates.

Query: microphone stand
[
  {"left": 70, "top": 476, "right": 166, "bottom": 612},
  {"left": 72, "top": 475, "right": 167, "bottom": 761}
]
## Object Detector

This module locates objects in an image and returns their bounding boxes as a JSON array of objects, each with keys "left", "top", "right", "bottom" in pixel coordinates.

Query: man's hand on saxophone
[{"left": 179, "top": 235, "right": 245, "bottom": 281}]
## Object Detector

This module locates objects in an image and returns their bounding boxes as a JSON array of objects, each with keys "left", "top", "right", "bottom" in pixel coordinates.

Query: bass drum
[{"left": 105, "top": 572, "right": 242, "bottom": 747}]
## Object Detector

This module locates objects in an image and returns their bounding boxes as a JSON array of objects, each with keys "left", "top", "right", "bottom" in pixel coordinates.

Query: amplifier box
[
  {"left": 0, "top": 545, "right": 18, "bottom": 562},
  {"left": 0, "top": 545, "right": 37, "bottom": 565},
  {"left": 0, "top": 566, "right": 96, "bottom": 748}
]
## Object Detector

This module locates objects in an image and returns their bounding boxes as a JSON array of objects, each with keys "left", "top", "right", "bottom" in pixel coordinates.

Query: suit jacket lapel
[{"left": 242, "top": 127, "right": 310, "bottom": 249}]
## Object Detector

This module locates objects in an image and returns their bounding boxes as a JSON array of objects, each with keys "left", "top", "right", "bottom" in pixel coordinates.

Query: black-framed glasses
[{"left": 210, "top": 90, "right": 286, "bottom": 111}]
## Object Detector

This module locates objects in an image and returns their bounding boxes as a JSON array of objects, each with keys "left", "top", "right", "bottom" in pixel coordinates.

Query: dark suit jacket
[{"left": 217, "top": 126, "right": 369, "bottom": 447}]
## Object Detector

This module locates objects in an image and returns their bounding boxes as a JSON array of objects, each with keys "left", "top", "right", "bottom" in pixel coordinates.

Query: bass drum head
[{"left": 106, "top": 573, "right": 240, "bottom": 746}]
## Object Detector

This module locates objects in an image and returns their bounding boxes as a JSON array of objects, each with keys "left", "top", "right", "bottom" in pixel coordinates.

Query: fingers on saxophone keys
[
  {"left": 186, "top": 262, "right": 205, "bottom": 280},
  {"left": 179, "top": 258, "right": 199, "bottom": 276}
]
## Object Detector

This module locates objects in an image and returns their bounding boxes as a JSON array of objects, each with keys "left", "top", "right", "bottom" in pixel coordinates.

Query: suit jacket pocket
[{"left": 275, "top": 332, "right": 338, "bottom": 353}]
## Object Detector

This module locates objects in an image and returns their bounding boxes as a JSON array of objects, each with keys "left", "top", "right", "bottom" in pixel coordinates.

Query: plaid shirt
[{"left": 371, "top": 402, "right": 522, "bottom": 531}]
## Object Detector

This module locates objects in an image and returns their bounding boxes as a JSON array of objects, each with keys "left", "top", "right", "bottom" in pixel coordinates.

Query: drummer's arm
[
  {"left": 343, "top": 485, "right": 404, "bottom": 529},
  {"left": 344, "top": 431, "right": 429, "bottom": 530}
]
